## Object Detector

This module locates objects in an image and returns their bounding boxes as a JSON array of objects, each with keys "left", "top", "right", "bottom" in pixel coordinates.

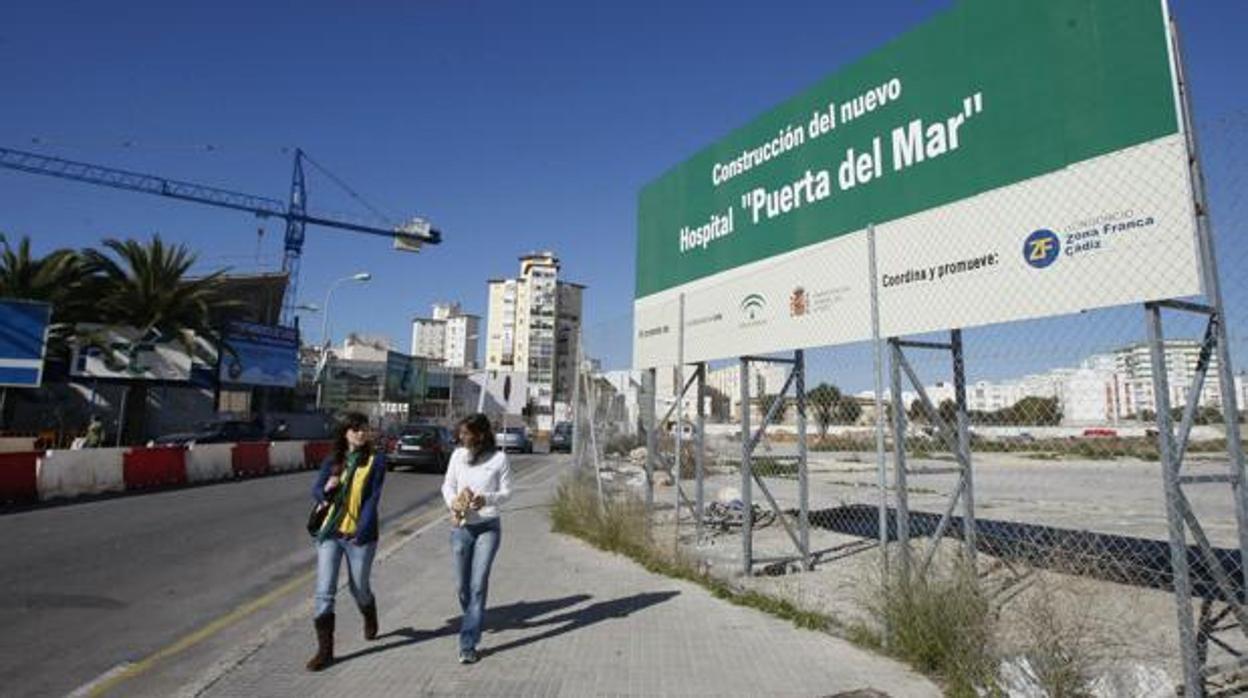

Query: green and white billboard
[{"left": 634, "top": 0, "right": 1201, "bottom": 368}]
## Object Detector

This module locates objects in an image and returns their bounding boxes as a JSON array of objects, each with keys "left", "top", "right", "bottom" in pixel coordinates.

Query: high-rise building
[
  {"left": 409, "top": 302, "right": 480, "bottom": 369},
  {"left": 485, "top": 252, "right": 584, "bottom": 431}
]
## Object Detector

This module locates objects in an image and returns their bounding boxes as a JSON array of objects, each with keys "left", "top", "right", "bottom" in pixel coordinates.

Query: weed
[{"left": 863, "top": 563, "right": 1001, "bottom": 696}]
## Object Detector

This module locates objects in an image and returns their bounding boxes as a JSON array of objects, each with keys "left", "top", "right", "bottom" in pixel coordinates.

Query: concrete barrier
[
  {"left": 269, "top": 441, "right": 307, "bottom": 473},
  {"left": 186, "top": 443, "right": 233, "bottom": 483},
  {"left": 124, "top": 446, "right": 188, "bottom": 489},
  {"left": 38, "top": 448, "right": 125, "bottom": 500},
  {"left": 0, "top": 451, "right": 39, "bottom": 503},
  {"left": 232, "top": 442, "right": 270, "bottom": 477},
  {"left": 304, "top": 441, "right": 333, "bottom": 470}
]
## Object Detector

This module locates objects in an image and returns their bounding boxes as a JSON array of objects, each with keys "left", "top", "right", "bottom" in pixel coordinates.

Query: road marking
[
  {"left": 84, "top": 457, "right": 562, "bottom": 697},
  {"left": 68, "top": 662, "right": 134, "bottom": 697}
]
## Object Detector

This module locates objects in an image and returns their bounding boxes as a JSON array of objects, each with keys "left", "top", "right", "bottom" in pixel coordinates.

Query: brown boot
[
  {"left": 306, "top": 613, "right": 334, "bottom": 671},
  {"left": 361, "top": 601, "right": 378, "bottom": 640}
]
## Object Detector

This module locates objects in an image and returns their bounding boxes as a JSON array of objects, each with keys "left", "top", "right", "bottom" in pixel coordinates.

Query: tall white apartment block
[
  {"left": 485, "top": 252, "right": 584, "bottom": 431},
  {"left": 410, "top": 302, "right": 480, "bottom": 369},
  {"left": 444, "top": 314, "right": 480, "bottom": 369}
]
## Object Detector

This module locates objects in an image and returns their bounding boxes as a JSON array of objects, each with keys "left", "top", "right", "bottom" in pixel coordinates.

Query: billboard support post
[
  {"left": 738, "top": 353, "right": 810, "bottom": 574},
  {"left": 868, "top": 225, "right": 890, "bottom": 584},
  {"left": 888, "top": 340, "right": 911, "bottom": 583},
  {"left": 1136, "top": 16, "right": 1248, "bottom": 696},
  {"left": 796, "top": 349, "right": 809, "bottom": 570}
]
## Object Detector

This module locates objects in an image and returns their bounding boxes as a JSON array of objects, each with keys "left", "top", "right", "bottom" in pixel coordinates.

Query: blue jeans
[
  {"left": 451, "top": 518, "right": 501, "bottom": 651},
  {"left": 315, "top": 536, "right": 377, "bottom": 618}
]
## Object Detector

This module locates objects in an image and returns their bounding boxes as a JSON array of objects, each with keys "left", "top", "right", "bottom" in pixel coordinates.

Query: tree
[
  {"left": 0, "top": 233, "right": 91, "bottom": 355},
  {"left": 83, "top": 236, "right": 241, "bottom": 444},
  {"left": 836, "top": 396, "right": 863, "bottom": 425},
  {"left": 758, "top": 393, "right": 789, "bottom": 424},
  {"left": 806, "top": 383, "right": 842, "bottom": 438},
  {"left": 938, "top": 398, "right": 959, "bottom": 427},
  {"left": 1006, "top": 396, "right": 1062, "bottom": 426},
  {"left": 907, "top": 398, "right": 927, "bottom": 424}
]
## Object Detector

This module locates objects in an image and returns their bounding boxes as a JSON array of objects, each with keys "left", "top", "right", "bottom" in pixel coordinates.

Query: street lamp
[
  {"left": 320, "top": 272, "right": 372, "bottom": 349},
  {"left": 316, "top": 273, "right": 371, "bottom": 410}
]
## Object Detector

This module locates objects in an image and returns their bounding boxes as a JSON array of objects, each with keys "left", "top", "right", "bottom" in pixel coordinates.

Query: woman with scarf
[{"left": 306, "top": 411, "right": 387, "bottom": 671}]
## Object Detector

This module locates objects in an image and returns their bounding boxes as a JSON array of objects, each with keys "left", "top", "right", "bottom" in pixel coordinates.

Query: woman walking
[
  {"left": 442, "top": 413, "right": 513, "bottom": 664},
  {"left": 306, "top": 411, "right": 387, "bottom": 671}
]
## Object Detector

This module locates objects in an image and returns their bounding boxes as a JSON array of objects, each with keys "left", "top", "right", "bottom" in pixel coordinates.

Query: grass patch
[
  {"left": 864, "top": 564, "right": 1000, "bottom": 697},
  {"left": 549, "top": 470, "right": 836, "bottom": 636}
]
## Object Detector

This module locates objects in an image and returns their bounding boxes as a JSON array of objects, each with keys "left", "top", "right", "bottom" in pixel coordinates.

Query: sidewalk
[{"left": 191, "top": 460, "right": 940, "bottom": 697}]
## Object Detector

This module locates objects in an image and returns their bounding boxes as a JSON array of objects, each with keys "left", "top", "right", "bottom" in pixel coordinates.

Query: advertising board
[
  {"left": 0, "top": 299, "right": 52, "bottom": 388},
  {"left": 384, "top": 352, "right": 428, "bottom": 403},
  {"left": 219, "top": 322, "right": 299, "bottom": 388},
  {"left": 634, "top": 0, "right": 1200, "bottom": 368},
  {"left": 70, "top": 324, "right": 198, "bottom": 381}
]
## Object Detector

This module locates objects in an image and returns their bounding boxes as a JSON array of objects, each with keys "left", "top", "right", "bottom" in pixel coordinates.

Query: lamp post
[
  {"left": 316, "top": 273, "right": 371, "bottom": 409},
  {"left": 320, "top": 272, "right": 371, "bottom": 349}
]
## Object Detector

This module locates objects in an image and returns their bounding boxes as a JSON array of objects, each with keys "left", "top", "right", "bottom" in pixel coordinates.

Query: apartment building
[
  {"left": 485, "top": 252, "right": 584, "bottom": 431},
  {"left": 409, "top": 302, "right": 480, "bottom": 369}
]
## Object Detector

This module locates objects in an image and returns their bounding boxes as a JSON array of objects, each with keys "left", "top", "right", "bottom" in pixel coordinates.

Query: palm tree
[
  {"left": 0, "top": 233, "right": 92, "bottom": 427},
  {"left": 0, "top": 233, "right": 91, "bottom": 351},
  {"left": 82, "top": 235, "right": 242, "bottom": 444}
]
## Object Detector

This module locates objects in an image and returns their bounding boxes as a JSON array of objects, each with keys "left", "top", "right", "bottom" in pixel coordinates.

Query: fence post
[
  {"left": 645, "top": 367, "right": 657, "bottom": 525},
  {"left": 951, "top": 329, "right": 976, "bottom": 567},
  {"left": 795, "top": 349, "right": 810, "bottom": 569},
  {"left": 695, "top": 362, "right": 706, "bottom": 544},
  {"left": 674, "top": 294, "right": 685, "bottom": 550},
  {"left": 741, "top": 356, "right": 753, "bottom": 575}
]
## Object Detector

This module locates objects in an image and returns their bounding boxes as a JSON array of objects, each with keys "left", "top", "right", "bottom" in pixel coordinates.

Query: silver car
[{"left": 494, "top": 426, "right": 532, "bottom": 453}]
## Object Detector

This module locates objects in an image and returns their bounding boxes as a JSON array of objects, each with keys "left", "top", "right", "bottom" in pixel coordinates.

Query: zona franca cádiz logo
[
  {"left": 740, "top": 293, "right": 767, "bottom": 324},
  {"left": 1023, "top": 229, "right": 1060, "bottom": 269}
]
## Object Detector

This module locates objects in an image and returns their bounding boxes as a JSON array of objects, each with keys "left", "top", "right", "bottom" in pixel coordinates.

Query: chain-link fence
[{"left": 568, "top": 111, "right": 1248, "bottom": 696}]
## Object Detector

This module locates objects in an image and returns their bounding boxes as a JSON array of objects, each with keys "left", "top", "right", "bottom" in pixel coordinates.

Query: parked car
[
  {"left": 152, "top": 419, "right": 266, "bottom": 446},
  {"left": 387, "top": 424, "right": 455, "bottom": 472},
  {"left": 1082, "top": 427, "right": 1118, "bottom": 438},
  {"left": 550, "top": 422, "right": 574, "bottom": 453},
  {"left": 495, "top": 426, "right": 532, "bottom": 454}
]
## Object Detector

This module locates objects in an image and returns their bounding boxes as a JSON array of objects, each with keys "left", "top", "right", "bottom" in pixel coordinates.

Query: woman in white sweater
[{"left": 441, "top": 413, "right": 512, "bottom": 664}]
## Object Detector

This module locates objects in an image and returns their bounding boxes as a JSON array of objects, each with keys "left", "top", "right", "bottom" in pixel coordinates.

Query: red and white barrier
[
  {"left": 0, "top": 438, "right": 333, "bottom": 506},
  {"left": 0, "top": 451, "right": 39, "bottom": 503},
  {"left": 305, "top": 441, "right": 333, "bottom": 470},
  {"left": 38, "top": 448, "right": 125, "bottom": 499},
  {"left": 186, "top": 443, "right": 234, "bottom": 483},
  {"left": 123, "top": 446, "right": 188, "bottom": 490},
  {"left": 269, "top": 440, "right": 307, "bottom": 473},
  {"left": 231, "top": 442, "right": 270, "bottom": 478}
]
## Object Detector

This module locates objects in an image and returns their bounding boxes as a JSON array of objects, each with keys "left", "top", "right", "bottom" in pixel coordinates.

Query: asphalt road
[{"left": 0, "top": 454, "right": 548, "bottom": 698}]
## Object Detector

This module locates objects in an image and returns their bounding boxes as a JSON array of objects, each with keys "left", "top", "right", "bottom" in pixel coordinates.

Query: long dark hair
[
  {"left": 457, "top": 413, "right": 496, "bottom": 460},
  {"left": 332, "top": 411, "right": 373, "bottom": 475}
]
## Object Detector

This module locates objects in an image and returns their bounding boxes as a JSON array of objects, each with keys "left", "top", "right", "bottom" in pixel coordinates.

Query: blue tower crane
[{"left": 0, "top": 145, "right": 442, "bottom": 324}]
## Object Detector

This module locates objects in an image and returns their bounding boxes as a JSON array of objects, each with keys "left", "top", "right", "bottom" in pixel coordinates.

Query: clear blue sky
[{"left": 2, "top": 1, "right": 1246, "bottom": 384}]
